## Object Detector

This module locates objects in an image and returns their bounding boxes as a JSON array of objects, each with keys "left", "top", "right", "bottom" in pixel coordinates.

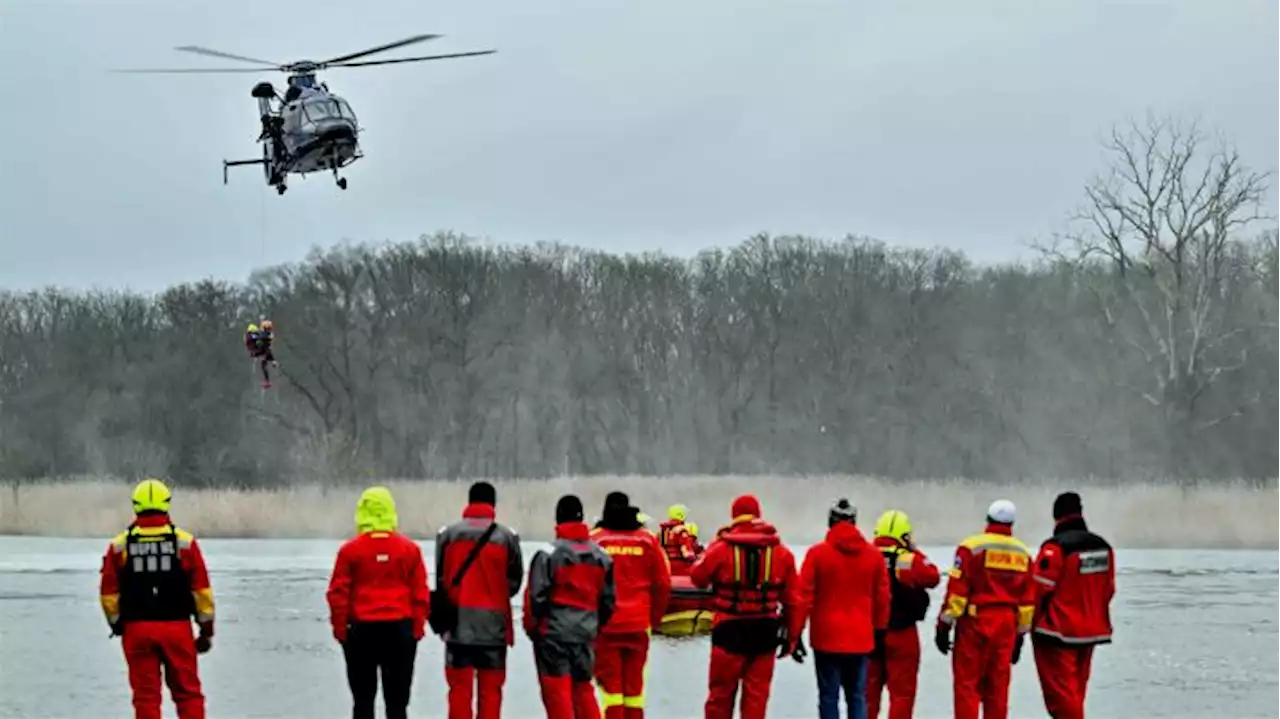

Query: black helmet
[{"left": 828, "top": 498, "right": 857, "bottom": 527}]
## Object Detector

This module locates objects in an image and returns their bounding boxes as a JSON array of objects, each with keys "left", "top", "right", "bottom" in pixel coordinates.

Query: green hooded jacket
[{"left": 355, "top": 486, "right": 399, "bottom": 534}]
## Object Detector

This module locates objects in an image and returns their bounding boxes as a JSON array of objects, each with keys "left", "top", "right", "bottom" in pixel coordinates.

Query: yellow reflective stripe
[
  {"left": 762, "top": 547, "right": 773, "bottom": 586},
  {"left": 599, "top": 691, "right": 623, "bottom": 708},
  {"left": 623, "top": 695, "right": 644, "bottom": 708},
  {"left": 1018, "top": 605, "right": 1034, "bottom": 631},
  {"left": 101, "top": 594, "right": 120, "bottom": 624},
  {"left": 732, "top": 547, "right": 741, "bottom": 583},
  {"left": 947, "top": 567, "right": 962, "bottom": 579},
  {"left": 193, "top": 588, "right": 216, "bottom": 622},
  {"left": 944, "top": 595, "right": 968, "bottom": 620}
]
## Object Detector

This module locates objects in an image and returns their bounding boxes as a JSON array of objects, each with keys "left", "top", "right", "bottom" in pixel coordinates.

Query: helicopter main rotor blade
[
  {"left": 317, "top": 34, "right": 442, "bottom": 67},
  {"left": 174, "top": 45, "right": 282, "bottom": 68},
  {"left": 111, "top": 67, "right": 272, "bottom": 74},
  {"left": 330, "top": 50, "right": 497, "bottom": 68}
]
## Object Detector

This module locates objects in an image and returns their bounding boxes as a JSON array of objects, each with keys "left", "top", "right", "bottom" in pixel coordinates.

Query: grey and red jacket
[
  {"left": 522, "top": 521, "right": 616, "bottom": 644},
  {"left": 435, "top": 503, "right": 524, "bottom": 646}
]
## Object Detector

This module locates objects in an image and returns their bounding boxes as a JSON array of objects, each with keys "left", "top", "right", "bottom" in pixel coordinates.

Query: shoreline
[{"left": 2, "top": 475, "right": 1275, "bottom": 549}]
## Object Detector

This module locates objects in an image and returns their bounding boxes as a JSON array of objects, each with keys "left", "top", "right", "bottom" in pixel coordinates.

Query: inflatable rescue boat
[{"left": 656, "top": 574, "right": 713, "bottom": 638}]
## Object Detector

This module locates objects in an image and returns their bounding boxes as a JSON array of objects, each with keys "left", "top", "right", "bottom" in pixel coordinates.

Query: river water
[{"left": 0, "top": 538, "right": 1274, "bottom": 719}]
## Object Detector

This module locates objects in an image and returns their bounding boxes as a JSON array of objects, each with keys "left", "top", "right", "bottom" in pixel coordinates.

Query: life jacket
[
  {"left": 708, "top": 529, "right": 785, "bottom": 618},
  {"left": 657, "top": 520, "right": 691, "bottom": 561},
  {"left": 118, "top": 523, "right": 194, "bottom": 623},
  {"left": 881, "top": 546, "right": 930, "bottom": 629}
]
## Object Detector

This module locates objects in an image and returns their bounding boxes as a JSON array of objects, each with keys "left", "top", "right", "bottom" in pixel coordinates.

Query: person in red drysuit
[
  {"left": 99, "top": 478, "right": 215, "bottom": 719},
  {"left": 1031, "top": 492, "right": 1116, "bottom": 719},
  {"left": 434, "top": 481, "right": 525, "bottom": 719},
  {"left": 788, "top": 499, "right": 891, "bottom": 719},
  {"left": 524, "top": 494, "right": 616, "bottom": 719},
  {"left": 326, "top": 486, "right": 431, "bottom": 719},
  {"left": 690, "top": 494, "right": 800, "bottom": 719},
  {"left": 867, "top": 509, "right": 941, "bottom": 719},
  {"left": 591, "top": 491, "right": 672, "bottom": 718},
  {"left": 657, "top": 504, "right": 700, "bottom": 574},
  {"left": 934, "top": 499, "right": 1036, "bottom": 719}
]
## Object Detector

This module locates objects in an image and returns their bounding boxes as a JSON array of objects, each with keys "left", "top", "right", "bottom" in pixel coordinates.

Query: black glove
[
  {"left": 1011, "top": 633, "right": 1024, "bottom": 665},
  {"left": 873, "top": 629, "right": 887, "bottom": 659},
  {"left": 934, "top": 624, "right": 951, "bottom": 656},
  {"left": 195, "top": 635, "right": 212, "bottom": 654},
  {"left": 108, "top": 622, "right": 123, "bottom": 638},
  {"left": 790, "top": 637, "right": 808, "bottom": 664}
]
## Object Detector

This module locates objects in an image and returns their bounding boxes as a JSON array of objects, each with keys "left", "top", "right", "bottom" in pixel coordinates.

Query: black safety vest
[
  {"left": 882, "top": 547, "right": 930, "bottom": 630},
  {"left": 118, "top": 525, "right": 194, "bottom": 623}
]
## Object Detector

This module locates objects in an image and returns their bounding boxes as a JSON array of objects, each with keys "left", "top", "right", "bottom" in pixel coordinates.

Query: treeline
[{"left": 1, "top": 120, "right": 1275, "bottom": 486}]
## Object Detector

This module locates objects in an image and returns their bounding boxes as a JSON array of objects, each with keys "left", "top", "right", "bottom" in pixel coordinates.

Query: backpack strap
[{"left": 450, "top": 521, "right": 500, "bottom": 587}]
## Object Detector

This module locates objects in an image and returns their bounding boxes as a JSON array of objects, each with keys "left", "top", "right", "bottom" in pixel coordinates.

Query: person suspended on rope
[{"left": 244, "top": 321, "right": 278, "bottom": 389}]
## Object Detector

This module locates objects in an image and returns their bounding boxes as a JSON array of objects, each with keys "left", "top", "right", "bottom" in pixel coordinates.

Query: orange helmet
[{"left": 261, "top": 320, "right": 274, "bottom": 331}]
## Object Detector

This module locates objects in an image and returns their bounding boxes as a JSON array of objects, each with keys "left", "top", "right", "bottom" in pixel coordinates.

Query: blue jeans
[{"left": 814, "top": 650, "right": 869, "bottom": 719}]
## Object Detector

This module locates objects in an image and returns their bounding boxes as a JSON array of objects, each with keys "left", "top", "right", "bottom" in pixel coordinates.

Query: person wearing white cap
[{"left": 933, "top": 499, "right": 1035, "bottom": 719}]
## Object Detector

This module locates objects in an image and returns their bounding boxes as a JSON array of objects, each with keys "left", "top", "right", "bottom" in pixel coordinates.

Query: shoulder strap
[{"left": 450, "top": 521, "right": 500, "bottom": 588}]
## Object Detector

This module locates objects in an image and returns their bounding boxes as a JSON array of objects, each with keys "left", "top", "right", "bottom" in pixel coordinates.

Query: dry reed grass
[{"left": 1, "top": 475, "right": 1275, "bottom": 549}]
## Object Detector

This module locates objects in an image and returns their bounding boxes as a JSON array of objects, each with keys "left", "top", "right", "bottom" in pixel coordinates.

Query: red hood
[
  {"left": 717, "top": 517, "right": 780, "bottom": 548},
  {"left": 872, "top": 535, "right": 905, "bottom": 550},
  {"left": 985, "top": 522, "right": 1013, "bottom": 536},
  {"left": 555, "top": 521, "right": 590, "bottom": 542},
  {"left": 826, "top": 522, "right": 869, "bottom": 554},
  {"left": 132, "top": 512, "right": 172, "bottom": 528},
  {"left": 462, "top": 503, "right": 496, "bottom": 520}
]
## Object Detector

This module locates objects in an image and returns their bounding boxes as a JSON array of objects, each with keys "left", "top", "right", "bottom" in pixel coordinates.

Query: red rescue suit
[
  {"left": 1031, "top": 515, "right": 1115, "bottom": 719},
  {"left": 99, "top": 514, "right": 216, "bottom": 719},
  {"left": 867, "top": 537, "right": 940, "bottom": 719},
  {"left": 591, "top": 520, "right": 672, "bottom": 719},
  {"left": 657, "top": 519, "right": 699, "bottom": 574},
  {"left": 937, "top": 523, "right": 1035, "bottom": 719},
  {"left": 689, "top": 516, "right": 798, "bottom": 719}
]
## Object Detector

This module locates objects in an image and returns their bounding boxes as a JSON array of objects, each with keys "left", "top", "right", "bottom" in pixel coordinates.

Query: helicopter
[{"left": 115, "top": 35, "right": 495, "bottom": 194}]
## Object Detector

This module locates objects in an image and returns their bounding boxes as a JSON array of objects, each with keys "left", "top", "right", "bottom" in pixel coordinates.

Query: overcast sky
[{"left": 1, "top": 0, "right": 1276, "bottom": 292}]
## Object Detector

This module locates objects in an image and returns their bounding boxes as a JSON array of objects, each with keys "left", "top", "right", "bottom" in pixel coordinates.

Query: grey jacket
[
  {"left": 523, "top": 525, "right": 615, "bottom": 645},
  {"left": 436, "top": 511, "right": 524, "bottom": 646}
]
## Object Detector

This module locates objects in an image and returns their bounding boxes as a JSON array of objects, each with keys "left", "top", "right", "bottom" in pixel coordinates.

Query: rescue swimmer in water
[{"left": 100, "top": 482, "right": 1115, "bottom": 719}]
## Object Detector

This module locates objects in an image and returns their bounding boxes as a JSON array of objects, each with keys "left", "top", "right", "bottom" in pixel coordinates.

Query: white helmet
[{"left": 987, "top": 499, "right": 1016, "bottom": 525}]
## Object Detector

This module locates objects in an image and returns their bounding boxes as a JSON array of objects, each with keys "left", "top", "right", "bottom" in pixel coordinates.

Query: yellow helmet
[
  {"left": 667, "top": 504, "right": 688, "bottom": 522},
  {"left": 132, "top": 478, "right": 172, "bottom": 514},
  {"left": 247, "top": 323, "right": 260, "bottom": 333},
  {"left": 874, "top": 509, "right": 912, "bottom": 544},
  {"left": 686, "top": 521, "right": 699, "bottom": 538}
]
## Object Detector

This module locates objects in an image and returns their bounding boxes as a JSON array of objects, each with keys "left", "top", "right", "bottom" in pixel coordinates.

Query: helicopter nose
[{"left": 320, "top": 124, "right": 356, "bottom": 144}]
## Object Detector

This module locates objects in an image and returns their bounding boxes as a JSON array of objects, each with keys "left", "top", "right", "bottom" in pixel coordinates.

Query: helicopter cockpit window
[
  {"left": 334, "top": 100, "right": 356, "bottom": 121},
  {"left": 302, "top": 100, "right": 335, "bottom": 123}
]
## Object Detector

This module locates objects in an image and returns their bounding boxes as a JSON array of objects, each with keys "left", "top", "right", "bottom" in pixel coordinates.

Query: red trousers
[
  {"left": 950, "top": 611, "right": 1018, "bottom": 719},
  {"left": 1032, "top": 639, "right": 1094, "bottom": 719},
  {"left": 705, "top": 645, "right": 777, "bottom": 719},
  {"left": 121, "top": 620, "right": 205, "bottom": 719},
  {"left": 595, "top": 632, "right": 650, "bottom": 719},
  {"left": 534, "top": 639, "right": 600, "bottom": 719},
  {"left": 445, "top": 644, "right": 507, "bottom": 719},
  {"left": 866, "top": 626, "right": 921, "bottom": 719}
]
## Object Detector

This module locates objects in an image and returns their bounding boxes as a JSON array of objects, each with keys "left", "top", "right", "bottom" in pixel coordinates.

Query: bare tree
[{"left": 1054, "top": 115, "right": 1274, "bottom": 470}]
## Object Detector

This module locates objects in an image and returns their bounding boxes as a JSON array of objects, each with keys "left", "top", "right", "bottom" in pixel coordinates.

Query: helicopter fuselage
[{"left": 277, "top": 86, "right": 360, "bottom": 175}]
